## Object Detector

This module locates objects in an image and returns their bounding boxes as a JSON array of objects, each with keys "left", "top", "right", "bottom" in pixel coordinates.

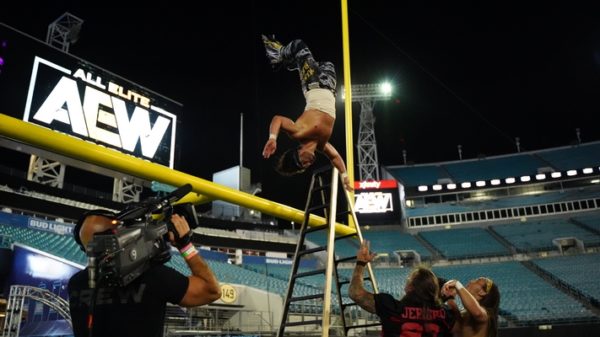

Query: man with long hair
[
  {"left": 441, "top": 277, "right": 500, "bottom": 337},
  {"left": 349, "top": 241, "right": 456, "bottom": 336},
  {"left": 261, "top": 35, "right": 353, "bottom": 191}
]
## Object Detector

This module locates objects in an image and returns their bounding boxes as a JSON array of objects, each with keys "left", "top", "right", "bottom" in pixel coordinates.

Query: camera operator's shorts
[{"left": 304, "top": 88, "right": 336, "bottom": 119}]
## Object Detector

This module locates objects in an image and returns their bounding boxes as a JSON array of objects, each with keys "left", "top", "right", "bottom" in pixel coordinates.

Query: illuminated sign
[
  {"left": 354, "top": 179, "right": 397, "bottom": 190},
  {"left": 355, "top": 191, "right": 394, "bottom": 214},
  {"left": 353, "top": 179, "right": 401, "bottom": 224},
  {"left": 0, "top": 23, "right": 181, "bottom": 168}
]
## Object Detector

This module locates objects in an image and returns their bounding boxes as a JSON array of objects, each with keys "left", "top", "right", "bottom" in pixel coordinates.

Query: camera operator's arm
[{"left": 169, "top": 214, "right": 221, "bottom": 307}]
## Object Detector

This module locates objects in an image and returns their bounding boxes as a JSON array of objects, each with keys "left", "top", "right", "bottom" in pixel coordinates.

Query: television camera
[{"left": 86, "top": 183, "right": 193, "bottom": 288}]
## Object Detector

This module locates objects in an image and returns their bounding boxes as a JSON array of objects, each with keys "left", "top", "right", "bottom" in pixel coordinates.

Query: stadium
[{"left": 2, "top": 10, "right": 600, "bottom": 337}]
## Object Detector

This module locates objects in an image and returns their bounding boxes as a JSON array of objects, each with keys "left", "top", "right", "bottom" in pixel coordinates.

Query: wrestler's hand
[
  {"left": 343, "top": 176, "right": 354, "bottom": 192},
  {"left": 441, "top": 280, "right": 458, "bottom": 298},
  {"left": 357, "top": 240, "right": 376, "bottom": 263},
  {"left": 262, "top": 139, "right": 277, "bottom": 158}
]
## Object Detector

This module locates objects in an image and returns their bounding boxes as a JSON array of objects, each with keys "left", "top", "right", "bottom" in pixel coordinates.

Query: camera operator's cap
[{"left": 74, "top": 209, "right": 117, "bottom": 252}]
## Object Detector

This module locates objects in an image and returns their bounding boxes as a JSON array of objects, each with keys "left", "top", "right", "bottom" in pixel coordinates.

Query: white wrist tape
[
  {"left": 455, "top": 281, "right": 464, "bottom": 290},
  {"left": 341, "top": 172, "right": 348, "bottom": 180},
  {"left": 269, "top": 133, "right": 277, "bottom": 140}
]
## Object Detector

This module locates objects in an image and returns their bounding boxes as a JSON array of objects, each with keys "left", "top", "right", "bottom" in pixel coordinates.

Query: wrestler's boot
[{"left": 262, "top": 34, "right": 284, "bottom": 69}]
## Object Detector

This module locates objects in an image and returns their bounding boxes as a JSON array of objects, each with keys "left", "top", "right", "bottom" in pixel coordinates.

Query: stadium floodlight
[
  {"left": 341, "top": 82, "right": 393, "bottom": 100},
  {"left": 583, "top": 168, "right": 593, "bottom": 174},
  {"left": 535, "top": 174, "right": 546, "bottom": 180},
  {"left": 520, "top": 176, "right": 531, "bottom": 182},
  {"left": 490, "top": 179, "right": 501, "bottom": 186},
  {"left": 505, "top": 177, "right": 516, "bottom": 184},
  {"left": 567, "top": 170, "right": 577, "bottom": 176},
  {"left": 447, "top": 183, "right": 457, "bottom": 190},
  {"left": 551, "top": 172, "right": 562, "bottom": 178},
  {"left": 592, "top": 179, "right": 600, "bottom": 184},
  {"left": 461, "top": 182, "right": 472, "bottom": 188},
  {"left": 432, "top": 184, "right": 442, "bottom": 191},
  {"left": 418, "top": 185, "right": 428, "bottom": 192},
  {"left": 380, "top": 82, "right": 392, "bottom": 96},
  {"left": 475, "top": 181, "right": 486, "bottom": 187}
]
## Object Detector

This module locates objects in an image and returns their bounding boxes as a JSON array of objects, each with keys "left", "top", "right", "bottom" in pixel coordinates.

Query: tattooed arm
[{"left": 348, "top": 240, "right": 377, "bottom": 314}]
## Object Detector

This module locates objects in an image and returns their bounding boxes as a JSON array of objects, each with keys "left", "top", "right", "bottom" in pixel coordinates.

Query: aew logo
[
  {"left": 355, "top": 192, "right": 394, "bottom": 214},
  {"left": 23, "top": 56, "right": 176, "bottom": 167}
]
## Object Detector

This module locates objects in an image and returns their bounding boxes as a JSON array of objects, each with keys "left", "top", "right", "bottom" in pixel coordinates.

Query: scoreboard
[
  {"left": 0, "top": 23, "right": 181, "bottom": 168},
  {"left": 353, "top": 179, "right": 401, "bottom": 224}
]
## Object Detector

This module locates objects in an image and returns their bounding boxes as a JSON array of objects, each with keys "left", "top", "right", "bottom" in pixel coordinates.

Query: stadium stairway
[
  {"left": 571, "top": 218, "right": 600, "bottom": 236},
  {"left": 521, "top": 260, "right": 600, "bottom": 317},
  {"left": 413, "top": 233, "right": 442, "bottom": 260},
  {"left": 487, "top": 226, "right": 518, "bottom": 254}
]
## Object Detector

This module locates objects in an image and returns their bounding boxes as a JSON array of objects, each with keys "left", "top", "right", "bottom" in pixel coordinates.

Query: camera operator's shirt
[
  {"left": 374, "top": 292, "right": 456, "bottom": 337},
  {"left": 68, "top": 264, "right": 188, "bottom": 337}
]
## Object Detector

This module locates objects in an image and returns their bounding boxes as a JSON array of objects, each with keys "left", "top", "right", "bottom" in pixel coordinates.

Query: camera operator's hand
[{"left": 168, "top": 214, "right": 192, "bottom": 249}]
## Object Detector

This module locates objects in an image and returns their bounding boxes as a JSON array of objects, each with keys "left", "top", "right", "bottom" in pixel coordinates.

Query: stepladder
[{"left": 277, "top": 166, "right": 381, "bottom": 337}]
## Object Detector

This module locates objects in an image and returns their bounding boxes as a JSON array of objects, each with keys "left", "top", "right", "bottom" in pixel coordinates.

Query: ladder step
[
  {"left": 284, "top": 319, "right": 323, "bottom": 327},
  {"left": 346, "top": 322, "right": 382, "bottom": 330},
  {"left": 336, "top": 209, "right": 351, "bottom": 217},
  {"left": 335, "top": 256, "right": 357, "bottom": 264},
  {"left": 307, "top": 204, "right": 328, "bottom": 213},
  {"left": 293, "top": 268, "right": 326, "bottom": 279},
  {"left": 338, "top": 275, "right": 370, "bottom": 287},
  {"left": 298, "top": 246, "right": 327, "bottom": 257},
  {"left": 335, "top": 233, "right": 357, "bottom": 241},
  {"left": 312, "top": 184, "right": 331, "bottom": 193},
  {"left": 305, "top": 225, "right": 328, "bottom": 234},
  {"left": 290, "top": 293, "right": 324, "bottom": 302}
]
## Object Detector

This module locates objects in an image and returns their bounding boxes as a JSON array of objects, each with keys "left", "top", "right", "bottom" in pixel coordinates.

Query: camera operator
[{"left": 68, "top": 211, "right": 221, "bottom": 337}]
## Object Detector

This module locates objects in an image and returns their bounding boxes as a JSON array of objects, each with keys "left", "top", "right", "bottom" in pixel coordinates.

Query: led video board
[
  {"left": 353, "top": 179, "right": 401, "bottom": 224},
  {"left": 0, "top": 23, "right": 181, "bottom": 168}
]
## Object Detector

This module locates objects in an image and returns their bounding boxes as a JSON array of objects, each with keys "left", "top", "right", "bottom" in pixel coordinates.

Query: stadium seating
[
  {"left": 533, "top": 254, "right": 600, "bottom": 307},
  {"left": 305, "top": 231, "right": 360, "bottom": 259},
  {"left": 572, "top": 213, "right": 600, "bottom": 233},
  {"left": 442, "top": 155, "right": 545, "bottom": 183},
  {"left": 362, "top": 230, "right": 432, "bottom": 259},
  {"left": 418, "top": 227, "right": 510, "bottom": 259},
  {"left": 492, "top": 219, "right": 600, "bottom": 253},
  {"left": 0, "top": 223, "right": 86, "bottom": 265},
  {"left": 385, "top": 142, "right": 600, "bottom": 188},
  {"left": 385, "top": 165, "right": 450, "bottom": 187},
  {"left": 536, "top": 143, "right": 600, "bottom": 171}
]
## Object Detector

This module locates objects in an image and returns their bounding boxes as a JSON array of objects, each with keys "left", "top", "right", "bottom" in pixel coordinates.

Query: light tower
[
  {"left": 46, "top": 12, "right": 84, "bottom": 52},
  {"left": 343, "top": 83, "right": 392, "bottom": 181}
]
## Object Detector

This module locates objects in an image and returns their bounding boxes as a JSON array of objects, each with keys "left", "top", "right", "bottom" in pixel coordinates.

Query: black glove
[{"left": 167, "top": 219, "right": 193, "bottom": 249}]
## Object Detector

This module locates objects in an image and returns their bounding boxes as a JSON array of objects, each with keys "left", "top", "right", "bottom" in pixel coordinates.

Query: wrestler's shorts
[{"left": 304, "top": 88, "right": 336, "bottom": 118}]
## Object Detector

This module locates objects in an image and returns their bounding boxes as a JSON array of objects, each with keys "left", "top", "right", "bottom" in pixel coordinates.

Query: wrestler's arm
[
  {"left": 348, "top": 240, "right": 377, "bottom": 313},
  {"left": 446, "top": 280, "right": 488, "bottom": 323},
  {"left": 323, "top": 143, "right": 353, "bottom": 191},
  {"left": 263, "top": 115, "right": 297, "bottom": 158}
]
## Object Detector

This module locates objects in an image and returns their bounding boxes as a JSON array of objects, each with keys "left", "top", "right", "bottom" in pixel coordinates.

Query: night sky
[{"left": 2, "top": 2, "right": 600, "bottom": 212}]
